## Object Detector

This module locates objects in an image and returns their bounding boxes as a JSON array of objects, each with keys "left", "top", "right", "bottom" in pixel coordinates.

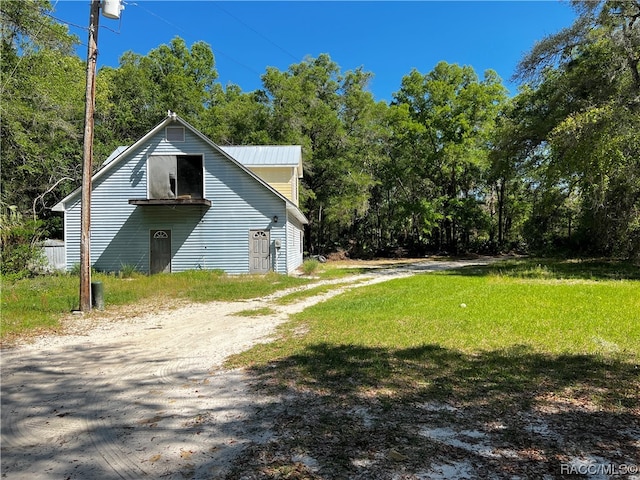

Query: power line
[
  {"left": 211, "top": 2, "right": 299, "bottom": 63},
  {"left": 42, "top": 12, "right": 88, "bottom": 32},
  {"left": 0, "top": 0, "right": 63, "bottom": 94},
  {"left": 43, "top": 11, "right": 121, "bottom": 45},
  {"left": 124, "top": 1, "right": 264, "bottom": 77}
]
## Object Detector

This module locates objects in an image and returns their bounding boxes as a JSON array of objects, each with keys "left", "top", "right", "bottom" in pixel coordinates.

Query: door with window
[
  {"left": 249, "top": 230, "right": 270, "bottom": 274},
  {"left": 150, "top": 229, "right": 171, "bottom": 274}
]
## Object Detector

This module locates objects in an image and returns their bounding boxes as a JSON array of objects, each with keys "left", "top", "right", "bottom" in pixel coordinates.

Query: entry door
[
  {"left": 249, "top": 230, "right": 270, "bottom": 274},
  {"left": 150, "top": 230, "right": 171, "bottom": 274}
]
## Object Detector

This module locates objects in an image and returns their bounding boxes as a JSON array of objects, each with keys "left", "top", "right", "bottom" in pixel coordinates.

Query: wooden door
[
  {"left": 150, "top": 229, "right": 171, "bottom": 274},
  {"left": 249, "top": 230, "right": 270, "bottom": 274}
]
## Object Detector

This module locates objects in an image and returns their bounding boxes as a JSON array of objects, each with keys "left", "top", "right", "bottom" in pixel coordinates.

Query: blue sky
[{"left": 53, "top": 1, "right": 577, "bottom": 101}]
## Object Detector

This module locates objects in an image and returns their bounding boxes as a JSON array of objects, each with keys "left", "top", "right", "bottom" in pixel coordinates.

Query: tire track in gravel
[{"left": 1, "top": 257, "right": 500, "bottom": 479}]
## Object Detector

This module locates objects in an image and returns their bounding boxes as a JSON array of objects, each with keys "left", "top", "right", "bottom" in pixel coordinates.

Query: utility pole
[{"left": 79, "top": 0, "right": 101, "bottom": 312}]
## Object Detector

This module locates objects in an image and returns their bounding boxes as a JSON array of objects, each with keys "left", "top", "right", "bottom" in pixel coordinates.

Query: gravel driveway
[{"left": 2, "top": 258, "right": 499, "bottom": 479}]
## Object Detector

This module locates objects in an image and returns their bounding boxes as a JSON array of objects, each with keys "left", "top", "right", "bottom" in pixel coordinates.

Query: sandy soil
[
  {"left": 2, "top": 257, "right": 637, "bottom": 479},
  {"left": 1, "top": 258, "right": 476, "bottom": 479}
]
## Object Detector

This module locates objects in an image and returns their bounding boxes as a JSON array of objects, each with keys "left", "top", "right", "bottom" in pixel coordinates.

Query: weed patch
[{"left": 233, "top": 307, "right": 277, "bottom": 317}]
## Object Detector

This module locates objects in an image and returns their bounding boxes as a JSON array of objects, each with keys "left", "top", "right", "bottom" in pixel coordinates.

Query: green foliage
[
  {"left": 390, "top": 62, "right": 508, "bottom": 253},
  {"left": 1, "top": 1, "right": 84, "bottom": 226},
  {"left": 202, "top": 85, "right": 271, "bottom": 144},
  {"left": 4, "top": 1, "right": 638, "bottom": 262},
  {"left": 96, "top": 37, "right": 218, "bottom": 144},
  {"left": 301, "top": 258, "right": 320, "bottom": 275},
  {"left": 118, "top": 263, "right": 138, "bottom": 279},
  {"left": 506, "top": 0, "right": 640, "bottom": 259},
  {"left": 0, "top": 204, "right": 46, "bottom": 278}
]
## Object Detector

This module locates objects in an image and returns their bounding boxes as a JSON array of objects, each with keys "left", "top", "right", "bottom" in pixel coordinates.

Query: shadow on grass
[
  {"left": 227, "top": 343, "right": 639, "bottom": 479},
  {"left": 445, "top": 257, "right": 640, "bottom": 281}
]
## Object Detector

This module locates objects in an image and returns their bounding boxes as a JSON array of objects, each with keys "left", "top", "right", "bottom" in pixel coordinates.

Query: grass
[
  {"left": 0, "top": 258, "right": 371, "bottom": 341},
  {"left": 301, "top": 258, "right": 320, "bottom": 276},
  {"left": 274, "top": 279, "right": 367, "bottom": 305},
  {"left": 227, "top": 258, "right": 640, "bottom": 409},
  {"left": 483, "top": 256, "right": 640, "bottom": 280},
  {"left": 1, "top": 270, "right": 309, "bottom": 340},
  {"left": 224, "top": 258, "right": 640, "bottom": 478},
  {"left": 312, "top": 264, "right": 371, "bottom": 280},
  {"left": 3, "top": 256, "right": 637, "bottom": 477},
  {"left": 233, "top": 307, "right": 277, "bottom": 317},
  {"left": 230, "top": 265, "right": 639, "bottom": 362}
]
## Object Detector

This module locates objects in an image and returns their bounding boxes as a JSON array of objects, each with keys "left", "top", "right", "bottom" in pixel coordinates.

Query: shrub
[
  {"left": 119, "top": 263, "right": 138, "bottom": 278},
  {"left": 302, "top": 258, "right": 320, "bottom": 275},
  {"left": 0, "top": 204, "right": 46, "bottom": 279}
]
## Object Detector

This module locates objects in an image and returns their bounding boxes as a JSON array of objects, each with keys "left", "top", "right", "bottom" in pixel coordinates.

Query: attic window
[{"left": 166, "top": 126, "right": 185, "bottom": 142}]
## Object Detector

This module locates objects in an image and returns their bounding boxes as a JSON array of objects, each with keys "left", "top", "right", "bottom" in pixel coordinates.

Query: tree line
[{"left": 2, "top": 0, "right": 639, "bottom": 276}]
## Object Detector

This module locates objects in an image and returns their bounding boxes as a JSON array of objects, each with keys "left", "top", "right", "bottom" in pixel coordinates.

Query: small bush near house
[
  {"left": 118, "top": 264, "right": 138, "bottom": 278},
  {"left": 301, "top": 258, "right": 320, "bottom": 276}
]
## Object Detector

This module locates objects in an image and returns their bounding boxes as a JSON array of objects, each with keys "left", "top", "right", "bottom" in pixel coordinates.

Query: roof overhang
[{"left": 286, "top": 202, "right": 308, "bottom": 225}]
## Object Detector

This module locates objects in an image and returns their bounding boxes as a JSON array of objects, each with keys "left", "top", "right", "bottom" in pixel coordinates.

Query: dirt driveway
[
  {"left": 2, "top": 256, "right": 637, "bottom": 479},
  {"left": 1, "top": 258, "right": 496, "bottom": 479}
]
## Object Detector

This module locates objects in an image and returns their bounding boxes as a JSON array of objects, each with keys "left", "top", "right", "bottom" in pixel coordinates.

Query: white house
[{"left": 52, "top": 113, "right": 308, "bottom": 275}]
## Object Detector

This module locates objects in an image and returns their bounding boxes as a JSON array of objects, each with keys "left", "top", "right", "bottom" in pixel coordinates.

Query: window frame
[
  {"left": 146, "top": 154, "right": 206, "bottom": 200},
  {"left": 165, "top": 126, "right": 185, "bottom": 142}
]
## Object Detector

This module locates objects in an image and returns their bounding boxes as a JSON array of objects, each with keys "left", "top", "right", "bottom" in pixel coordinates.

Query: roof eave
[{"left": 286, "top": 202, "right": 309, "bottom": 225}]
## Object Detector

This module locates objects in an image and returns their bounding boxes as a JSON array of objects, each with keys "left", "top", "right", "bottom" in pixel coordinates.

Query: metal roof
[
  {"left": 221, "top": 145, "right": 302, "bottom": 172},
  {"left": 103, "top": 145, "right": 129, "bottom": 166}
]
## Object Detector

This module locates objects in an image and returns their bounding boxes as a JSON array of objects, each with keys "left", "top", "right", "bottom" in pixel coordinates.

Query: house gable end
[{"left": 53, "top": 114, "right": 304, "bottom": 220}]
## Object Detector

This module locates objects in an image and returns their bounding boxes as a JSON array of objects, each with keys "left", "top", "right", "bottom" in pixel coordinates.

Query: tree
[
  {"left": 201, "top": 84, "right": 272, "bottom": 145},
  {"left": 260, "top": 54, "right": 382, "bottom": 253},
  {"left": 513, "top": 0, "right": 640, "bottom": 258},
  {"left": 95, "top": 37, "right": 218, "bottom": 148},
  {"left": 1, "top": 0, "right": 84, "bottom": 234},
  {"left": 393, "top": 62, "right": 507, "bottom": 252}
]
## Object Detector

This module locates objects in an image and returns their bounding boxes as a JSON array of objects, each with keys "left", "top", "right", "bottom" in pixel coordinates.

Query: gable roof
[{"left": 52, "top": 114, "right": 308, "bottom": 225}]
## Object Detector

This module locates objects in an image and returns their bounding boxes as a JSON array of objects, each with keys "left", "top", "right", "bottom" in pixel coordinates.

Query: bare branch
[{"left": 32, "top": 177, "right": 73, "bottom": 220}]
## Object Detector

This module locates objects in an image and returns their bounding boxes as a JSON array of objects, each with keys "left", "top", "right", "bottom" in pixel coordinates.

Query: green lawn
[
  {"left": 224, "top": 259, "right": 639, "bottom": 478},
  {"left": 232, "top": 260, "right": 639, "bottom": 358},
  {"left": 1, "top": 270, "right": 309, "bottom": 340},
  {"left": 293, "top": 273, "right": 638, "bottom": 355},
  {"left": 228, "top": 259, "right": 640, "bottom": 410}
]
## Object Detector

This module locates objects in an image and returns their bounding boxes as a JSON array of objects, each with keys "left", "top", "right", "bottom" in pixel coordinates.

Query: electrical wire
[
  {"left": 123, "top": 1, "right": 297, "bottom": 77},
  {"left": 123, "top": 1, "right": 264, "bottom": 77},
  {"left": 1, "top": 0, "right": 63, "bottom": 94},
  {"left": 42, "top": 12, "right": 88, "bottom": 32},
  {"left": 3, "top": 0, "right": 302, "bottom": 92},
  {"left": 211, "top": 2, "right": 299, "bottom": 63}
]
